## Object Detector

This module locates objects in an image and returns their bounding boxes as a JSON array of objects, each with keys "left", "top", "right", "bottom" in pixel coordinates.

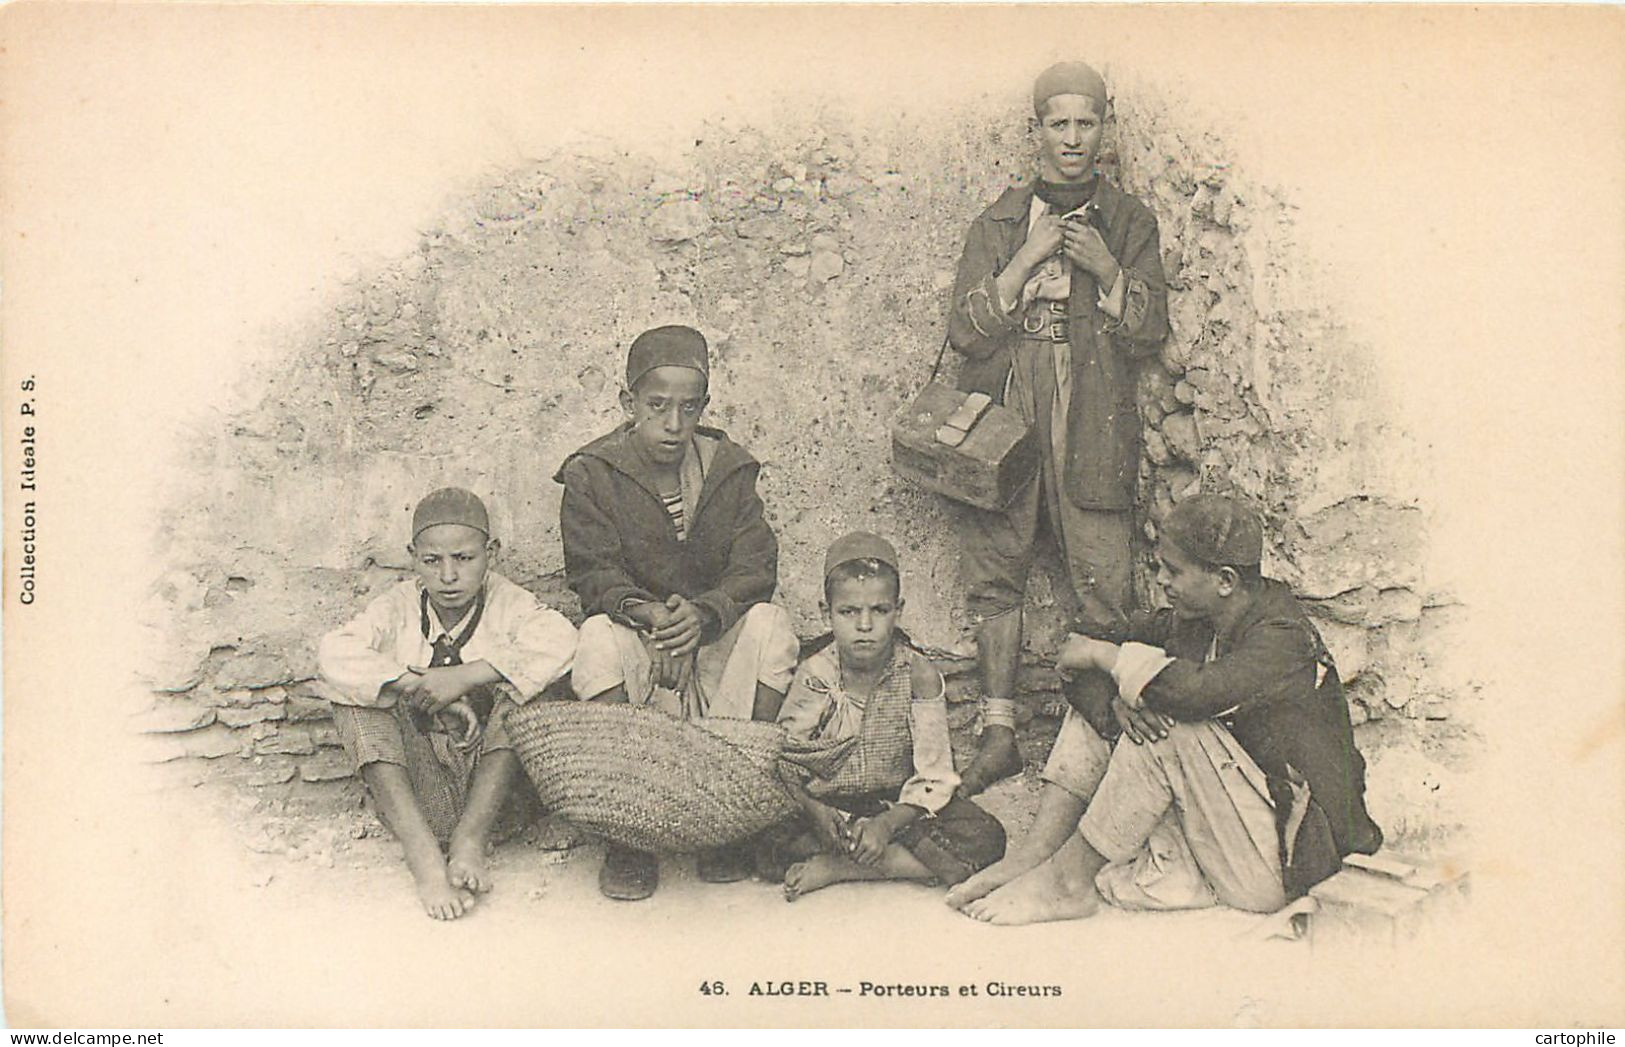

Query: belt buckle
[
  {"left": 1048, "top": 300, "right": 1068, "bottom": 316},
  {"left": 1048, "top": 321, "right": 1067, "bottom": 343}
]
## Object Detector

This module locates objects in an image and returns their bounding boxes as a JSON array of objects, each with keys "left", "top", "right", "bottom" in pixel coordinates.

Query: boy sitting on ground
[
  {"left": 318, "top": 488, "right": 578, "bottom": 920},
  {"left": 949, "top": 493, "right": 1382, "bottom": 924},
  {"left": 556, "top": 324, "right": 799, "bottom": 900},
  {"left": 768, "top": 532, "right": 1007, "bottom": 901}
]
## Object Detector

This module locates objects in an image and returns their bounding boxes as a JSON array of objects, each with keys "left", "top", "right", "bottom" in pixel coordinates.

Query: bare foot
[
  {"left": 945, "top": 853, "right": 1036, "bottom": 910},
  {"left": 960, "top": 726, "right": 1022, "bottom": 796},
  {"left": 447, "top": 834, "right": 492, "bottom": 894},
  {"left": 404, "top": 842, "right": 476, "bottom": 920},
  {"left": 783, "top": 853, "right": 875, "bottom": 901},
  {"left": 961, "top": 854, "right": 1100, "bottom": 926}
]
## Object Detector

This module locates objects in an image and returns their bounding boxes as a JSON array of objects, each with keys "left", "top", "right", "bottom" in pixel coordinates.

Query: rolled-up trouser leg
[
  {"left": 332, "top": 702, "right": 471, "bottom": 844},
  {"left": 1078, "top": 720, "right": 1285, "bottom": 913},
  {"left": 694, "top": 603, "right": 800, "bottom": 720},
  {"left": 895, "top": 794, "right": 1009, "bottom": 886},
  {"left": 1039, "top": 706, "right": 1114, "bottom": 804}
]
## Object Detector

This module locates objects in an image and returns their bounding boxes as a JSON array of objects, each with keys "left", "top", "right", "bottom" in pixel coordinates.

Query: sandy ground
[{"left": 4, "top": 704, "right": 1478, "bottom": 1028}]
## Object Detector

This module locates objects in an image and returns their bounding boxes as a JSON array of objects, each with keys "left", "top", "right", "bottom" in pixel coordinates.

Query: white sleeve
[
  {"left": 317, "top": 593, "right": 411, "bottom": 708},
  {"left": 478, "top": 587, "right": 579, "bottom": 702},
  {"left": 899, "top": 668, "right": 958, "bottom": 815},
  {"left": 1111, "top": 641, "right": 1174, "bottom": 710}
]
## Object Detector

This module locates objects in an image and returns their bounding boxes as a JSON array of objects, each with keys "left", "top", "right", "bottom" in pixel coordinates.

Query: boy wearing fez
[
  {"left": 318, "top": 488, "right": 579, "bottom": 920},
  {"left": 948, "top": 494, "right": 1383, "bottom": 924},
  {"left": 557, "top": 324, "right": 800, "bottom": 901},
  {"left": 947, "top": 61, "right": 1170, "bottom": 795},
  {"left": 771, "top": 532, "right": 1007, "bottom": 901}
]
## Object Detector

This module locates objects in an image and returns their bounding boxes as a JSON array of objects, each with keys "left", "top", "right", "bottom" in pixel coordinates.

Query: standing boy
[
  {"left": 950, "top": 494, "right": 1383, "bottom": 925},
  {"left": 947, "top": 61, "right": 1170, "bottom": 794},
  {"left": 772, "top": 532, "right": 1007, "bottom": 900},
  {"left": 318, "top": 488, "right": 578, "bottom": 920},
  {"left": 556, "top": 323, "right": 799, "bottom": 900}
]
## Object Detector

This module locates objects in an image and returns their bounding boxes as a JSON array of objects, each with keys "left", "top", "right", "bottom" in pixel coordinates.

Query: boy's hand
[
  {"left": 1112, "top": 695, "right": 1173, "bottom": 746},
  {"left": 848, "top": 815, "right": 897, "bottom": 867},
  {"left": 804, "top": 801, "right": 850, "bottom": 852},
  {"left": 1062, "top": 220, "right": 1120, "bottom": 287},
  {"left": 648, "top": 594, "right": 708, "bottom": 658},
  {"left": 436, "top": 699, "right": 483, "bottom": 752},
  {"left": 400, "top": 664, "right": 477, "bottom": 715},
  {"left": 1057, "top": 635, "right": 1118, "bottom": 674},
  {"left": 1016, "top": 214, "right": 1066, "bottom": 272}
]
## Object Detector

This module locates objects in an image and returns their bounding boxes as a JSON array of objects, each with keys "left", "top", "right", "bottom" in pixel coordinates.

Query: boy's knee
[
  {"left": 571, "top": 615, "right": 630, "bottom": 698},
  {"left": 964, "top": 806, "right": 1009, "bottom": 866},
  {"left": 738, "top": 601, "right": 794, "bottom": 639},
  {"left": 738, "top": 603, "right": 799, "bottom": 683}
]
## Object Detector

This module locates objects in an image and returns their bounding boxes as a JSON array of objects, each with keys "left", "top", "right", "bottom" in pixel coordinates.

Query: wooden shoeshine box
[{"left": 890, "top": 383, "right": 1038, "bottom": 511}]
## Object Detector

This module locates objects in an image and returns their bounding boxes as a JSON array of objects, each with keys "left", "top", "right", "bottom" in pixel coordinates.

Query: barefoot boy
[
  {"left": 318, "top": 487, "right": 578, "bottom": 920},
  {"left": 951, "top": 494, "right": 1382, "bottom": 925},
  {"left": 771, "top": 532, "right": 1006, "bottom": 901},
  {"left": 556, "top": 324, "right": 799, "bottom": 900},
  {"left": 947, "top": 61, "right": 1170, "bottom": 795}
]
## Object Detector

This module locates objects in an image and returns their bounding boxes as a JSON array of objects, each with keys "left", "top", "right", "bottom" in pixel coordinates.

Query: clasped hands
[
  {"left": 385, "top": 664, "right": 487, "bottom": 752},
  {"left": 1056, "top": 634, "right": 1173, "bottom": 746},
  {"left": 628, "top": 594, "right": 714, "bottom": 690}
]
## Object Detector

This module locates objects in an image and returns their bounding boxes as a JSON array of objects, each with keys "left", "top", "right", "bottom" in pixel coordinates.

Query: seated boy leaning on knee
[
  {"left": 952, "top": 493, "right": 1382, "bottom": 925},
  {"left": 555, "top": 324, "right": 799, "bottom": 900},
  {"left": 768, "top": 532, "right": 1007, "bottom": 901},
  {"left": 317, "top": 488, "right": 578, "bottom": 921}
]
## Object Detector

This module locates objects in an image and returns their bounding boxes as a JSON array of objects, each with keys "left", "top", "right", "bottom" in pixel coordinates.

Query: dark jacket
[
  {"left": 554, "top": 425, "right": 778, "bottom": 642},
  {"left": 946, "top": 180, "right": 1170, "bottom": 511},
  {"left": 1124, "top": 580, "right": 1384, "bottom": 898}
]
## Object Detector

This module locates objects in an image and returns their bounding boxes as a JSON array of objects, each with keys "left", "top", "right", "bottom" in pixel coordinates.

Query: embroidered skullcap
[
  {"left": 626, "top": 324, "right": 710, "bottom": 389},
  {"left": 412, "top": 487, "right": 490, "bottom": 541},
  {"left": 824, "top": 531, "right": 901, "bottom": 581},
  {"left": 1161, "top": 493, "right": 1263, "bottom": 568},
  {"left": 1032, "top": 61, "right": 1109, "bottom": 115}
]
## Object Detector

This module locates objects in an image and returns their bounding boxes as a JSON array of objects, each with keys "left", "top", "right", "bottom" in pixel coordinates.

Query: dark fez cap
[
  {"left": 412, "top": 487, "right": 490, "bottom": 541},
  {"left": 1161, "top": 493, "right": 1263, "bottom": 567},
  {"left": 626, "top": 325, "right": 710, "bottom": 389},
  {"left": 823, "top": 531, "right": 901, "bottom": 580}
]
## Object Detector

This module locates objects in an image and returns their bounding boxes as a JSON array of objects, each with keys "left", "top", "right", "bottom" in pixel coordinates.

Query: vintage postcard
[{"left": 1, "top": 2, "right": 1621, "bottom": 1029}]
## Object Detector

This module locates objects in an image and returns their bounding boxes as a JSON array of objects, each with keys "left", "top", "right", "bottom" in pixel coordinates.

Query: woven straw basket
[{"left": 505, "top": 701, "right": 805, "bottom": 853}]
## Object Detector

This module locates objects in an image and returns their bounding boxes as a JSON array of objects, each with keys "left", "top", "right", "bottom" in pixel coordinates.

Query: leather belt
[{"left": 1020, "top": 299, "right": 1068, "bottom": 343}]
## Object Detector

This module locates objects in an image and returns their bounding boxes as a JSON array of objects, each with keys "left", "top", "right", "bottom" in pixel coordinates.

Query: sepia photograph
[{"left": 1, "top": 2, "right": 1621, "bottom": 1030}]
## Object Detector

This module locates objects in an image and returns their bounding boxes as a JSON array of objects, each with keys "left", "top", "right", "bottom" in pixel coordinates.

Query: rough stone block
[
  {"left": 1161, "top": 412, "right": 1200, "bottom": 462},
  {"left": 648, "top": 197, "right": 711, "bottom": 243},
  {"left": 298, "top": 748, "right": 355, "bottom": 783},
  {"left": 214, "top": 754, "right": 300, "bottom": 788},
  {"left": 216, "top": 704, "right": 288, "bottom": 728},
  {"left": 255, "top": 726, "right": 317, "bottom": 757},
  {"left": 133, "top": 701, "right": 218, "bottom": 734},
  {"left": 143, "top": 723, "right": 248, "bottom": 763},
  {"left": 213, "top": 651, "right": 296, "bottom": 691}
]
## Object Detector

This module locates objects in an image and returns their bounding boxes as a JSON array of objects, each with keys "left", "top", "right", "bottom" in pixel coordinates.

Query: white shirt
[{"left": 317, "top": 571, "right": 578, "bottom": 707}]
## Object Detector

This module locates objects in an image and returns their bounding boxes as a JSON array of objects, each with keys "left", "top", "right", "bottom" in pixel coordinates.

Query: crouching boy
[
  {"left": 952, "top": 494, "right": 1382, "bottom": 924},
  {"left": 317, "top": 488, "right": 577, "bottom": 920},
  {"left": 769, "top": 532, "right": 1007, "bottom": 901},
  {"left": 556, "top": 324, "right": 799, "bottom": 900}
]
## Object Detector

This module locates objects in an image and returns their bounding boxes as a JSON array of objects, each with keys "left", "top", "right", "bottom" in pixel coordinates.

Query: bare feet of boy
[
  {"left": 959, "top": 725, "right": 1022, "bottom": 796},
  {"left": 944, "top": 851, "right": 1036, "bottom": 910},
  {"left": 783, "top": 854, "right": 881, "bottom": 901},
  {"left": 447, "top": 834, "right": 493, "bottom": 895},
  {"left": 405, "top": 840, "right": 476, "bottom": 920},
  {"left": 960, "top": 841, "right": 1100, "bottom": 926}
]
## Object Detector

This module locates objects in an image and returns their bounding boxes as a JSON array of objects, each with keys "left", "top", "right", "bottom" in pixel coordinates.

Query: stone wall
[{"left": 134, "top": 83, "right": 1465, "bottom": 792}]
